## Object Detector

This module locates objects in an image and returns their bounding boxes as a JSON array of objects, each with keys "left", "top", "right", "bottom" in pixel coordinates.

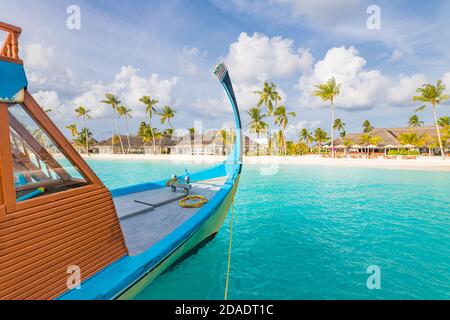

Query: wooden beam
[
  {"left": 0, "top": 22, "right": 22, "bottom": 34},
  {"left": 9, "top": 113, "right": 72, "bottom": 181},
  {"left": 0, "top": 104, "right": 16, "bottom": 208},
  {"left": 23, "top": 91, "right": 104, "bottom": 186}
]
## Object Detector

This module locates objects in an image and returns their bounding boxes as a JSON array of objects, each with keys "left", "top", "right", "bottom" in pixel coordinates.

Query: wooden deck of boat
[{"left": 113, "top": 177, "right": 227, "bottom": 256}]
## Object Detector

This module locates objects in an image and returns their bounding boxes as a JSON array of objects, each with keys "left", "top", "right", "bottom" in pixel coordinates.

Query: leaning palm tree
[
  {"left": 139, "top": 96, "right": 159, "bottom": 154},
  {"left": 66, "top": 124, "right": 79, "bottom": 139},
  {"left": 362, "top": 120, "right": 374, "bottom": 133},
  {"left": 254, "top": 82, "right": 282, "bottom": 154},
  {"left": 312, "top": 77, "right": 341, "bottom": 157},
  {"left": 117, "top": 105, "right": 132, "bottom": 153},
  {"left": 159, "top": 105, "right": 176, "bottom": 130},
  {"left": 101, "top": 93, "right": 125, "bottom": 154},
  {"left": 273, "top": 105, "right": 296, "bottom": 155},
  {"left": 413, "top": 80, "right": 449, "bottom": 158},
  {"left": 75, "top": 105, "right": 91, "bottom": 155},
  {"left": 408, "top": 115, "right": 424, "bottom": 128},
  {"left": 248, "top": 106, "right": 268, "bottom": 156}
]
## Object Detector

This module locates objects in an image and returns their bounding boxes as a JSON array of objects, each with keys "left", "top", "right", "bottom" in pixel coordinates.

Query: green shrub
[{"left": 387, "top": 149, "right": 420, "bottom": 156}]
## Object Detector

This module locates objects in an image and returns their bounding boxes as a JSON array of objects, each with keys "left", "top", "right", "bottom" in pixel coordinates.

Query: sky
[{"left": 1, "top": 0, "right": 450, "bottom": 140}]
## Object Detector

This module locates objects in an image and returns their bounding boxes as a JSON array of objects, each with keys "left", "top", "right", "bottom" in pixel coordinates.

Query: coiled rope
[
  {"left": 224, "top": 197, "right": 235, "bottom": 300},
  {"left": 179, "top": 195, "right": 208, "bottom": 208}
]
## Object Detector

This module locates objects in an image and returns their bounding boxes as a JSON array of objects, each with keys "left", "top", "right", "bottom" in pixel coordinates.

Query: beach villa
[
  {"left": 333, "top": 125, "right": 447, "bottom": 156},
  {"left": 92, "top": 130, "right": 259, "bottom": 156}
]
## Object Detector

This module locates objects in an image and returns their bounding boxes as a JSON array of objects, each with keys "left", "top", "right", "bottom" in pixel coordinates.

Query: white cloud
[
  {"left": 285, "top": 119, "right": 321, "bottom": 138},
  {"left": 273, "top": 0, "right": 361, "bottom": 23},
  {"left": 33, "top": 90, "right": 61, "bottom": 111},
  {"left": 297, "top": 46, "right": 388, "bottom": 110},
  {"left": 233, "top": 82, "right": 288, "bottom": 112},
  {"left": 442, "top": 72, "right": 450, "bottom": 92},
  {"left": 41, "top": 66, "right": 178, "bottom": 120},
  {"left": 387, "top": 73, "right": 427, "bottom": 106},
  {"left": 226, "top": 32, "right": 313, "bottom": 84},
  {"left": 23, "top": 42, "right": 74, "bottom": 89},
  {"left": 389, "top": 48, "right": 405, "bottom": 62},
  {"left": 179, "top": 46, "right": 208, "bottom": 77}
]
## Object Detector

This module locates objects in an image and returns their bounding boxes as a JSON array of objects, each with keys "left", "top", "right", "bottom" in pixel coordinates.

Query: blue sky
[{"left": 1, "top": 0, "right": 449, "bottom": 140}]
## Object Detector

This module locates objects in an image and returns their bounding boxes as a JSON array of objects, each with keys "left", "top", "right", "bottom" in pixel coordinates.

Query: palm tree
[
  {"left": 359, "top": 133, "right": 383, "bottom": 155},
  {"left": 254, "top": 82, "right": 282, "bottom": 116},
  {"left": 312, "top": 77, "right": 341, "bottom": 157},
  {"left": 437, "top": 116, "right": 450, "bottom": 128},
  {"left": 398, "top": 131, "right": 430, "bottom": 147},
  {"left": 117, "top": 105, "right": 132, "bottom": 153},
  {"left": 217, "top": 129, "right": 236, "bottom": 155},
  {"left": 333, "top": 118, "right": 345, "bottom": 133},
  {"left": 313, "top": 128, "right": 330, "bottom": 152},
  {"left": 66, "top": 124, "right": 79, "bottom": 139},
  {"left": 408, "top": 115, "right": 424, "bottom": 128},
  {"left": 164, "top": 128, "right": 175, "bottom": 136},
  {"left": 299, "top": 128, "right": 314, "bottom": 146},
  {"left": 273, "top": 105, "right": 296, "bottom": 155},
  {"left": 75, "top": 128, "right": 94, "bottom": 152},
  {"left": 362, "top": 120, "right": 374, "bottom": 133},
  {"left": 137, "top": 121, "right": 160, "bottom": 153},
  {"left": 188, "top": 127, "right": 196, "bottom": 155},
  {"left": 101, "top": 93, "right": 125, "bottom": 154},
  {"left": 75, "top": 105, "right": 91, "bottom": 155},
  {"left": 154, "top": 129, "right": 163, "bottom": 154},
  {"left": 159, "top": 105, "right": 176, "bottom": 130},
  {"left": 248, "top": 106, "right": 268, "bottom": 156},
  {"left": 139, "top": 96, "right": 159, "bottom": 154},
  {"left": 254, "top": 82, "right": 282, "bottom": 154},
  {"left": 342, "top": 137, "right": 353, "bottom": 157},
  {"left": 413, "top": 80, "right": 449, "bottom": 158}
]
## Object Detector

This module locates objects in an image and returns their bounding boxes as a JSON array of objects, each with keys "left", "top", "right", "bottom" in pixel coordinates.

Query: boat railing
[{"left": 0, "top": 22, "right": 22, "bottom": 63}]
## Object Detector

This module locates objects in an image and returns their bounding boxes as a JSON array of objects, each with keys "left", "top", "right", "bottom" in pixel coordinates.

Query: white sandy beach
[{"left": 83, "top": 154, "right": 450, "bottom": 172}]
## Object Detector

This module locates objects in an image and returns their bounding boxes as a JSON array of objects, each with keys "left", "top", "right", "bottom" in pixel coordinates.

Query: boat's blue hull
[{"left": 117, "top": 177, "right": 238, "bottom": 299}]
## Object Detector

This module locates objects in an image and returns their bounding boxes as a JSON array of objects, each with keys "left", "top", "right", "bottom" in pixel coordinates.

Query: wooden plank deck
[{"left": 114, "top": 177, "right": 226, "bottom": 256}]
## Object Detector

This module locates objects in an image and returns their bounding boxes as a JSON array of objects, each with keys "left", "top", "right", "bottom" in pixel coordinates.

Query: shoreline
[{"left": 82, "top": 154, "right": 450, "bottom": 172}]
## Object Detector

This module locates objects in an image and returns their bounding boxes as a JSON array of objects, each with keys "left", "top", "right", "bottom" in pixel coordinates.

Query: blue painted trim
[
  {"left": 0, "top": 60, "right": 27, "bottom": 101},
  {"left": 110, "top": 163, "right": 227, "bottom": 197}
]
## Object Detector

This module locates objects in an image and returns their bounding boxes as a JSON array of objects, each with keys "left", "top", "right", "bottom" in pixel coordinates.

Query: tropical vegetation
[
  {"left": 312, "top": 77, "right": 341, "bottom": 157},
  {"left": 413, "top": 80, "right": 449, "bottom": 158}
]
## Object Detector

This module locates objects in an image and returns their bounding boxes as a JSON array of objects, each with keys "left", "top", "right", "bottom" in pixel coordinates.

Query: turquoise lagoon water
[{"left": 87, "top": 159, "right": 450, "bottom": 300}]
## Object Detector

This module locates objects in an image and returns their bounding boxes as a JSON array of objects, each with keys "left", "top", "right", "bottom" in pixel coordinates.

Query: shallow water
[{"left": 87, "top": 160, "right": 450, "bottom": 299}]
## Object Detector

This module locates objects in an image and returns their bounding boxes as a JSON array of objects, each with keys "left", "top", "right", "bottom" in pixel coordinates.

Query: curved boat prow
[{"left": 214, "top": 62, "right": 243, "bottom": 178}]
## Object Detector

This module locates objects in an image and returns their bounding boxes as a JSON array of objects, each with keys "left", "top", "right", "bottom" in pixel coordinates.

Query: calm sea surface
[{"left": 87, "top": 159, "right": 450, "bottom": 299}]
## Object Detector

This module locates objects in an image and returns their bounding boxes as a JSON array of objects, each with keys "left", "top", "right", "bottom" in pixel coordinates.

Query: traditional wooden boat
[{"left": 0, "top": 22, "right": 243, "bottom": 300}]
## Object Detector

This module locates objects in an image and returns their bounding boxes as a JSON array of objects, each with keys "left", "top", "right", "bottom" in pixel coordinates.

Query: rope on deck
[{"left": 224, "top": 197, "right": 235, "bottom": 300}]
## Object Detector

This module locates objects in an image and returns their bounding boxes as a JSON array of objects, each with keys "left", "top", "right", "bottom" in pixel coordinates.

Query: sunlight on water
[{"left": 87, "top": 160, "right": 450, "bottom": 299}]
